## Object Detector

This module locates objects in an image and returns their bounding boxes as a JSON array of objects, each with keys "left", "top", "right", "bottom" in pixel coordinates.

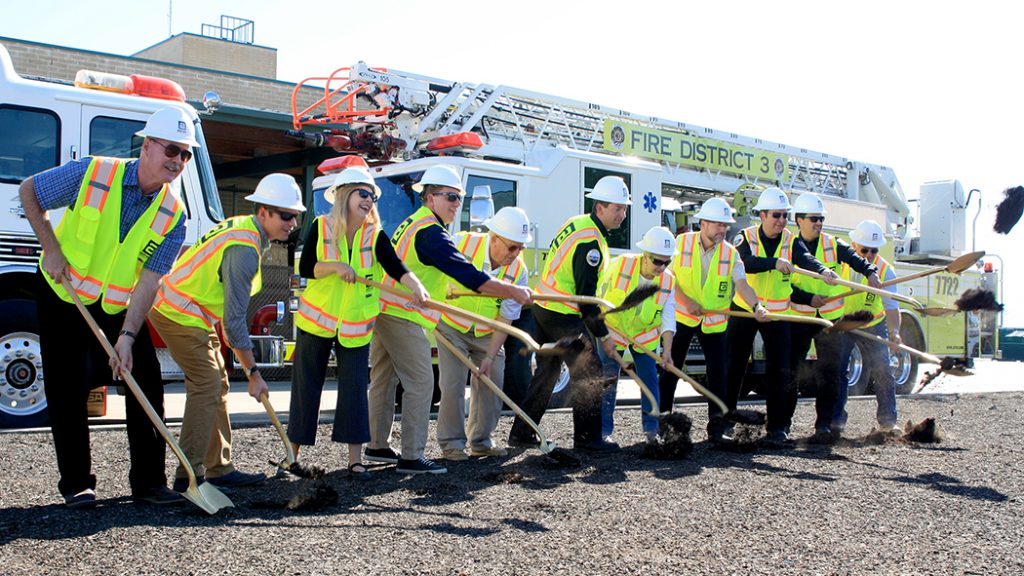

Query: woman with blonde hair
[{"left": 287, "top": 166, "right": 428, "bottom": 478}]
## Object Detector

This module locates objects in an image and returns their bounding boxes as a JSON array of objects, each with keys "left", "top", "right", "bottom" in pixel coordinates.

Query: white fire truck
[
  {"left": 0, "top": 43, "right": 232, "bottom": 427},
  {"left": 288, "top": 61, "right": 998, "bottom": 400}
]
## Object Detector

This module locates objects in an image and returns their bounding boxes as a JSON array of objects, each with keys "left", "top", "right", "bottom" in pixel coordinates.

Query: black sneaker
[
  {"left": 172, "top": 475, "right": 205, "bottom": 493},
  {"left": 206, "top": 470, "right": 266, "bottom": 488},
  {"left": 576, "top": 439, "right": 621, "bottom": 455},
  {"left": 63, "top": 488, "right": 97, "bottom": 510},
  {"left": 396, "top": 457, "right": 447, "bottom": 475},
  {"left": 133, "top": 485, "right": 186, "bottom": 506},
  {"left": 808, "top": 429, "right": 837, "bottom": 445},
  {"left": 365, "top": 447, "right": 400, "bottom": 464},
  {"left": 507, "top": 433, "right": 540, "bottom": 449}
]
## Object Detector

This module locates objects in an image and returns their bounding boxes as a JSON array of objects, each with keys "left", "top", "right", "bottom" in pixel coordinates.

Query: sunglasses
[
  {"left": 431, "top": 191, "right": 463, "bottom": 203},
  {"left": 649, "top": 256, "right": 672, "bottom": 267},
  {"left": 152, "top": 139, "right": 192, "bottom": 162},
  {"left": 356, "top": 188, "right": 379, "bottom": 203},
  {"left": 272, "top": 208, "right": 299, "bottom": 222},
  {"left": 496, "top": 235, "right": 525, "bottom": 253},
  {"left": 804, "top": 216, "right": 826, "bottom": 223},
  {"left": 859, "top": 247, "right": 879, "bottom": 255},
  {"left": 767, "top": 211, "right": 789, "bottom": 220}
]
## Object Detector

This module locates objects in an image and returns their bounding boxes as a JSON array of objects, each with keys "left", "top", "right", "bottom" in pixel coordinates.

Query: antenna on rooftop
[{"left": 168, "top": 1, "right": 172, "bottom": 37}]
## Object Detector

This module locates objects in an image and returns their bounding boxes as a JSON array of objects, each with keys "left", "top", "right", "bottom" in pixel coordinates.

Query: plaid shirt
[{"left": 32, "top": 157, "right": 186, "bottom": 275}]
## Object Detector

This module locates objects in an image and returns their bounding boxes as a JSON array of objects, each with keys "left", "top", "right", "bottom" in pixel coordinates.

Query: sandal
[{"left": 348, "top": 462, "right": 371, "bottom": 481}]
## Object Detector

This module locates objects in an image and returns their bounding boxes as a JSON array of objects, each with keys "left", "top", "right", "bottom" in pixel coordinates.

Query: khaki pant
[
  {"left": 435, "top": 323, "right": 504, "bottom": 451},
  {"left": 148, "top": 309, "right": 234, "bottom": 480},
  {"left": 368, "top": 314, "right": 434, "bottom": 460}
]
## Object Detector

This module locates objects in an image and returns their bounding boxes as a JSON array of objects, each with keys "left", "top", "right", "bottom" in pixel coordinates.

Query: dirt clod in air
[{"left": 993, "top": 185, "right": 1024, "bottom": 234}]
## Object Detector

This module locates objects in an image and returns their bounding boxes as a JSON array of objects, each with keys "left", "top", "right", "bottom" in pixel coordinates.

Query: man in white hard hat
[
  {"left": 435, "top": 207, "right": 532, "bottom": 461},
  {"left": 659, "top": 197, "right": 769, "bottom": 444},
  {"left": 788, "top": 193, "right": 880, "bottom": 444},
  {"left": 725, "top": 187, "right": 833, "bottom": 442},
  {"left": 509, "top": 175, "right": 630, "bottom": 455},
  {"left": 836, "top": 219, "right": 902, "bottom": 434},
  {"left": 598, "top": 226, "right": 677, "bottom": 444},
  {"left": 149, "top": 172, "right": 306, "bottom": 493},
  {"left": 19, "top": 107, "right": 194, "bottom": 508},
  {"left": 367, "top": 164, "right": 532, "bottom": 475}
]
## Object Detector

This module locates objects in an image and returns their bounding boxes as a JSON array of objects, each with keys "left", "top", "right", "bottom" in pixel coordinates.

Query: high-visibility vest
[
  {"left": 379, "top": 205, "right": 449, "bottom": 329},
  {"left": 601, "top": 254, "right": 674, "bottom": 351},
  {"left": 42, "top": 157, "right": 183, "bottom": 314},
  {"left": 671, "top": 232, "right": 736, "bottom": 333},
  {"left": 295, "top": 216, "right": 383, "bottom": 347},
  {"left": 843, "top": 254, "right": 891, "bottom": 328},
  {"left": 440, "top": 232, "right": 527, "bottom": 337},
  {"left": 732, "top": 226, "right": 793, "bottom": 313},
  {"left": 535, "top": 214, "right": 609, "bottom": 316},
  {"left": 790, "top": 232, "right": 848, "bottom": 320},
  {"left": 153, "top": 216, "right": 262, "bottom": 331}
]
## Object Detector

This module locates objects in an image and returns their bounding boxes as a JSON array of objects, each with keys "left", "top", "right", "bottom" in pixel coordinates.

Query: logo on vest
[
  {"left": 586, "top": 249, "right": 601, "bottom": 267},
  {"left": 139, "top": 239, "right": 160, "bottom": 262},
  {"left": 732, "top": 233, "right": 744, "bottom": 246},
  {"left": 718, "top": 281, "right": 729, "bottom": 296}
]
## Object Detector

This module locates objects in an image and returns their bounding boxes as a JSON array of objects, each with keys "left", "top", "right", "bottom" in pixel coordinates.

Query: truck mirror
[
  {"left": 469, "top": 185, "right": 494, "bottom": 230},
  {"left": 202, "top": 91, "right": 222, "bottom": 114}
]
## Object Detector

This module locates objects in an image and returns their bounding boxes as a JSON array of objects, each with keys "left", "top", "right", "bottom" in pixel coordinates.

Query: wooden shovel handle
[
  {"left": 720, "top": 309, "right": 834, "bottom": 328},
  {"left": 61, "top": 278, "right": 202, "bottom": 486},
  {"left": 791, "top": 268, "right": 922, "bottom": 308},
  {"left": 851, "top": 328, "right": 941, "bottom": 364},
  {"left": 259, "top": 392, "right": 296, "bottom": 467},
  {"left": 358, "top": 277, "right": 540, "bottom": 350}
]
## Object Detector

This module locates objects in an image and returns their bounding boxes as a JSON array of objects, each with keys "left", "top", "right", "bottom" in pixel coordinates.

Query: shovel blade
[
  {"left": 538, "top": 440, "right": 557, "bottom": 454},
  {"left": 183, "top": 482, "right": 234, "bottom": 515}
]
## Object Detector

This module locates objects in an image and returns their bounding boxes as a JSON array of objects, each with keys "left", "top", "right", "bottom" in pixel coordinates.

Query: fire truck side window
[
  {"left": 88, "top": 116, "right": 144, "bottom": 158},
  {"left": 582, "top": 167, "right": 631, "bottom": 250},
  {"left": 0, "top": 105, "right": 59, "bottom": 184},
  {"left": 460, "top": 175, "right": 516, "bottom": 232}
]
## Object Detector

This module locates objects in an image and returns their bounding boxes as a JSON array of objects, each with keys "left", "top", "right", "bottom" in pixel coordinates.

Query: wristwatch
[{"left": 243, "top": 365, "right": 260, "bottom": 378}]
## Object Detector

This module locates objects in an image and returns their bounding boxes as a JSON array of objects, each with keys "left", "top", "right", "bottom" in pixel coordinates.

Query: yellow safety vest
[
  {"left": 295, "top": 216, "right": 383, "bottom": 347},
  {"left": 601, "top": 254, "right": 674, "bottom": 351},
  {"left": 671, "top": 232, "right": 736, "bottom": 333},
  {"left": 790, "top": 232, "right": 848, "bottom": 320},
  {"left": 153, "top": 216, "right": 262, "bottom": 331},
  {"left": 535, "top": 214, "right": 609, "bottom": 316},
  {"left": 379, "top": 205, "right": 449, "bottom": 329},
  {"left": 732, "top": 226, "right": 793, "bottom": 313},
  {"left": 441, "top": 232, "right": 527, "bottom": 337},
  {"left": 844, "top": 254, "right": 891, "bottom": 328},
  {"left": 42, "top": 157, "right": 183, "bottom": 314}
]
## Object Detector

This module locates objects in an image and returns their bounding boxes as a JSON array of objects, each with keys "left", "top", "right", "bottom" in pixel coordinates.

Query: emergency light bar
[{"left": 74, "top": 70, "right": 186, "bottom": 102}]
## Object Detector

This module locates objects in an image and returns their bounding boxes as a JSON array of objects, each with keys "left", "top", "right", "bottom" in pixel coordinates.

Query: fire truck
[
  {"left": 0, "top": 43, "right": 234, "bottom": 427},
  {"left": 286, "top": 61, "right": 998, "bottom": 401}
]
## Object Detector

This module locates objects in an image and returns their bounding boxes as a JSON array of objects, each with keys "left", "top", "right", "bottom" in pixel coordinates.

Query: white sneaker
[
  {"left": 469, "top": 445, "right": 508, "bottom": 457},
  {"left": 441, "top": 448, "right": 468, "bottom": 461}
]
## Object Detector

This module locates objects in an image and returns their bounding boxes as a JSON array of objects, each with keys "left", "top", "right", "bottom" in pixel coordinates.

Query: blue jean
[
  {"left": 833, "top": 321, "right": 898, "bottom": 429},
  {"left": 600, "top": 345, "right": 661, "bottom": 437}
]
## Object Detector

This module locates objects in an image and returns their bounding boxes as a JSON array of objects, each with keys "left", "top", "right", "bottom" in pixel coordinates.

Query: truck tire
[
  {"left": 845, "top": 341, "right": 870, "bottom": 396},
  {"left": 894, "top": 320, "right": 923, "bottom": 395},
  {"left": 0, "top": 299, "right": 49, "bottom": 429}
]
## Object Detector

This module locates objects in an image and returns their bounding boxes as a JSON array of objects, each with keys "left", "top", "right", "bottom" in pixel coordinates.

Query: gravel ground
[{"left": 1, "top": 392, "right": 1022, "bottom": 576}]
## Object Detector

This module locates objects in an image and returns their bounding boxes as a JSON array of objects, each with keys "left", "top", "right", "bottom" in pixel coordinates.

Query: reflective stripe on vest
[
  {"left": 846, "top": 254, "right": 890, "bottom": 328},
  {"left": 441, "top": 232, "right": 528, "bottom": 336},
  {"left": 672, "top": 232, "right": 735, "bottom": 333},
  {"left": 381, "top": 206, "right": 447, "bottom": 328},
  {"left": 733, "top": 226, "right": 793, "bottom": 313},
  {"left": 790, "top": 233, "right": 848, "bottom": 319},
  {"left": 602, "top": 254, "right": 674, "bottom": 351},
  {"left": 536, "top": 215, "right": 608, "bottom": 316}
]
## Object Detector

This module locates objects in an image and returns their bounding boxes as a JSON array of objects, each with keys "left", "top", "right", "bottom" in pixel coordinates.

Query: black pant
[
  {"left": 725, "top": 304, "right": 792, "bottom": 432},
  {"left": 509, "top": 305, "right": 609, "bottom": 447},
  {"left": 789, "top": 321, "right": 854, "bottom": 432},
  {"left": 501, "top": 307, "right": 535, "bottom": 407},
  {"left": 37, "top": 270, "right": 166, "bottom": 497},
  {"left": 658, "top": 321, "right": 728, "bottom": 434}
]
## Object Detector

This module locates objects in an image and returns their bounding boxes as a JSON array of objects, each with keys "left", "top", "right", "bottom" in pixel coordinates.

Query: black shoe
[
  {"left": 396, "top": 457, "right": 447, "bottom": 475},
  {"left": 63, "top": 488, "right": 97, "bottom": 510},
  {"left": 133, "top": 485, "right": 186, "bottom": 506},
  {"left": 207, "top": 470, "right": 266, "bottom": 488},
  {"left": 507, "top": 433, "right": 540, "bottom": 449},
  {"left": 365, "top": 447, "right": 400, "bottom": 464},
  {"left": 576, "top": 439, "right": 621, "bottom": 455},
  {"left": 808, "top": 429, "right": 837, "bottom": 445},
  {"left": 172, "top": 475, "right": 205, "bottom": 493}
]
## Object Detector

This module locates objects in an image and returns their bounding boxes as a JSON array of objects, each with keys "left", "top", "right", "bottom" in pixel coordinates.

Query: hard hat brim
[{"left": 136, "top": 129, "right": 201, "bottom": 149}]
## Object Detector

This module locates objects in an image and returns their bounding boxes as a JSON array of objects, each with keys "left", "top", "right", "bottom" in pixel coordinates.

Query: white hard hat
[
  {"left": 412, "top": 165, "right": 464, "bottom": 193},
  {"left": 245, "top": 173, "right": 307, "bottom": 212},
  {"left": 753, "top": 187, "right": 791, "bottom": 212},
  {"left": 849, "top": 219, "right": 887, "bottom": 248},
  {"left": 635, "top": 226, "right": 676, "bottom": 257},
  {"left": 325, "top": 166, "right": 380, "bottom": 205},
  {"left": 135, "top": 107, "right": 200, "bottom": 148},
  {"left": 792, "top": 192, "right": 827, "bottom": 215},
  {"left": 694, "top": 197, "right": 736, "bottom": 223},
  {"left": 585, "top": 176, "right": 632, "bottom": 204},
  {"left": 485, "top": 206, "right": 532, "bottom": 243}
]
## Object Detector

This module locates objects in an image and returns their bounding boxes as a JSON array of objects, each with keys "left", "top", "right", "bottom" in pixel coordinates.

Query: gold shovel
[
  {"left": 822, "top": 250, "right": 985, "bottom": 305},
  {"left": 850, "top": 328, "right": 943, "bottom": 365},
  {"left": 258, "top": 392, "right": 297, "bottom": 469},
  {"left": 62, "top": 279, "right": 233, "bottom": 515},
  {"left": 791, "top": 268, "right": 923, "bottom": 308}
]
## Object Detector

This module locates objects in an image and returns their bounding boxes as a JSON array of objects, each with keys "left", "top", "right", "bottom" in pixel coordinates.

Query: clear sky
[{"left": 3, "top": 0, "right": 1021, "bottom": 323}]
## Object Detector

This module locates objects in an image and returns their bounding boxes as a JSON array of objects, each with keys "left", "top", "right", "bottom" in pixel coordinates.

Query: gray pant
[
  {"left": 435, "top": 323, "right": 505, "bottom": 451},
  {"left": 368, "top": 314, "right": 434, "bottom": 460}
]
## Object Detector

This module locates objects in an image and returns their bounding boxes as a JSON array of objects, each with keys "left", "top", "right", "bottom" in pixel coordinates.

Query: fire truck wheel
[
  {"left": 845, "top": 342, "right": 870, "bottom": 396},
  {"left": 0, "top": 299, "right": 49, "bottom": 429}
]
